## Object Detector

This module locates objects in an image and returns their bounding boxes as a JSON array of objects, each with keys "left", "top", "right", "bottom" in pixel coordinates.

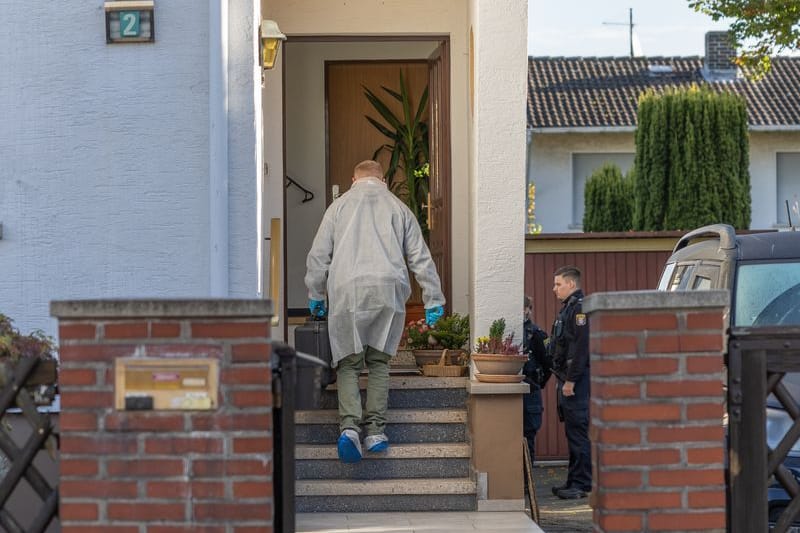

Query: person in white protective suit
[{"left": 305, "top": 159, "right": 445, "bottom": 464}]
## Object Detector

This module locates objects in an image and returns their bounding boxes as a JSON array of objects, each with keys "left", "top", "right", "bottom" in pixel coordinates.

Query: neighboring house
[
  {"left": 527, "top": 31, "right": 800, "bottom": 233},
  {"left": 0, "top": 1, "right": 528, "bottom": 349}
]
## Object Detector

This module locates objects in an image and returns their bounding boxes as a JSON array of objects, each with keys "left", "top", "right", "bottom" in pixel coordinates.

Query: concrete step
[
  {"left": 296, "top": 442, "right": 471, "bottom": 480},
  {"left": 295, "top": 478, "right": 477, "bottom": 512},
  {"left": 294, "top": 409, "right": 467, "bottom": 444},
  {"left": 295, "top": 408, "right": 467, "bottom": 425},
  {"left": 314, "top": 376, "right": 468, "bottom": 409},
  {"left": 297, "top": 442, "right": 470, "bottom": 460}
]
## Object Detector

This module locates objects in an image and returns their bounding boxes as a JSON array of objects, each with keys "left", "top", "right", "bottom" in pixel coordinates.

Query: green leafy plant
[
  {"left": 0, "top": 314, "right": 58, "bottom": 408},
  {"left": 0, "top": 314, "right": 57, "bottom": 363},
  {"left": 403, "top": 313, "right": 471, "bottom": 353},
  {"left": 428, "top": 313, "right": 470, "bottom": 350},
  {"left": 474, "top": 319, "right": 522, "bottom": 355},
  {"left": 363, "top": 70, "right": 430, "bottom": 234}
]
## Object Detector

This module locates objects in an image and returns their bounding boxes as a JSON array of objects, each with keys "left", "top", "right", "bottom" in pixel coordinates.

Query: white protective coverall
[{"left": 305, "top": 177, "right": 445, "bottom": 366}]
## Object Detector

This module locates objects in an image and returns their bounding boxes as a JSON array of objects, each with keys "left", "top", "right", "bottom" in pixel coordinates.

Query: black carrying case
[{"left": 293, "top": 317, "right": 334, "bottom": 409}]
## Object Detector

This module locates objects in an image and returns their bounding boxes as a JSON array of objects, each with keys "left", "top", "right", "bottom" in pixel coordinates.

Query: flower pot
[
  {"left": 471, "top": 353, "right": 527, "bottom": 375},
  {"left": 413, "top": 349, "right": 467, "bottom": 369}
]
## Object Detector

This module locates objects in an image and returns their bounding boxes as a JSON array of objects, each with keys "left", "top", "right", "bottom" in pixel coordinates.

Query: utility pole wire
[{"left": 603, "top": 7, "right": 635, "bottom": 58}]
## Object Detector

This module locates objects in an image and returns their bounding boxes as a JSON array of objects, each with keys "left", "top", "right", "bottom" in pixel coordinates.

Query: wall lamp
[{"left": 260, "top": 20, "right": 286, "bottom": 70}]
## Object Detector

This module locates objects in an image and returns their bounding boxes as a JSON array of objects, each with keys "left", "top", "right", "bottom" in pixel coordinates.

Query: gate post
[
  {"left": 727, "top": 339, "right": 769, "bottom": 533},
  {"left": 51, "top": 299, "right": 274, "bottom": 532},
  {"left": 583, "top": 290, "right": 728, "bottom": 533}
]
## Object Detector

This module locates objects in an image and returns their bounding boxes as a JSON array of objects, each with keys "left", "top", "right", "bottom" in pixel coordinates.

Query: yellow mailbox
[{"left": 115, "top": 358, "right": 219, "bottom": 411}]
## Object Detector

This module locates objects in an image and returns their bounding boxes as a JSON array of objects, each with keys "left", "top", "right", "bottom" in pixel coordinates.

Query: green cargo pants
[{"left": 336, "top": 345, "right": 392, "bottom": 436}]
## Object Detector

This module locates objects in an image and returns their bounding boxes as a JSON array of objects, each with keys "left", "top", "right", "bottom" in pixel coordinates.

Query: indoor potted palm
[
  {"left": 471, "top": 318, "right": 527, "bottom": 382},
  {"left": 363, "top": 70, "right": 430, "bottom": 236}
]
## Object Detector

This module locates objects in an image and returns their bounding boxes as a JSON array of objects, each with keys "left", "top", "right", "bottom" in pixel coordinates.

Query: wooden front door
[
  {"left": 427, "top": 41, "right": 451, "bottom": 314},
  {"left": 326, "top": 61, "right": 429, "bottom": 202},
  {"left": 325, "top": 54, "right": 452, "bottom": 317}
]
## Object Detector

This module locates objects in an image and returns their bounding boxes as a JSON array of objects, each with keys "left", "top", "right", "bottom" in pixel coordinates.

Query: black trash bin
[{"left": 293, "top": 318, "right": 334, "bottom": 409}]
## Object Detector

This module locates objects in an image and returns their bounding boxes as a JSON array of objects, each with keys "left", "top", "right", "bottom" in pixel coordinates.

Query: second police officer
[{"left": 548, "top": 266, "right": 591, "bottom": 499}]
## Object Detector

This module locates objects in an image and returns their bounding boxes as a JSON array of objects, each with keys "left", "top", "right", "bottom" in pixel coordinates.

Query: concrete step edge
[
  {"left": 295, "top": 408, "right": 467, "bottom": 425},
  {"left": 296, "top": 477, "right": 477, "bottom": 496},
  {"left": 327, "top": 375, "right": 468, "bottom": 391},
  {"left": 295, "top": 442, "right": 471, "bottom": 460}
]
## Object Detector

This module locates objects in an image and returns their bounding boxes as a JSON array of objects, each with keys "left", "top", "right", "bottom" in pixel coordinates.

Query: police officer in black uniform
[
  {"left": 549, "top": 266, "right": 591, "bottom": 499},
  {"left": 522, "top": 295, "right": 550, "bottom": 465}
]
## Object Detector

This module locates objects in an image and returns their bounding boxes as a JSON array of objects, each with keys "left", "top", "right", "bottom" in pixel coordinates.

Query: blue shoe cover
[
  {"left": 365, "top": 433, "right": 389, "bottom": 452},
  {"left": 337, "top": 429, "right": 362, "bottom": 463}
]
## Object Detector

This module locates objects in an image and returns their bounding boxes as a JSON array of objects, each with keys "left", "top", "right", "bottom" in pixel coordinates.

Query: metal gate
[
  {"left": 0, "top": 356, "right": 59, "bottom": 532},
  {"left": 728, "top": 327, "right": 800, "bottom": 533}
]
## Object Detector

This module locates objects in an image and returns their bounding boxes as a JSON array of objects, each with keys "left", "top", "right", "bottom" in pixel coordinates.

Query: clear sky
[{"left": 528, "top": 0, "right": 731, "bottom": 57}]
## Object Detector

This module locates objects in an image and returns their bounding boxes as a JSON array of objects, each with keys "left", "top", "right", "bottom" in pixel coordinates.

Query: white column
[{"left": 468, "top": 0, "right": 528, "bottom": 342}]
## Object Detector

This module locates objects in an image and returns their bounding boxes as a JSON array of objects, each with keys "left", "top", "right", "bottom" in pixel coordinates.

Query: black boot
[{"left": 556, "top": 486, "right": 589, "bottom": 499}]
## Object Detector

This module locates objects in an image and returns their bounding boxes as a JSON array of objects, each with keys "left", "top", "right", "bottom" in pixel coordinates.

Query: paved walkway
[{"left": 296, "top": 511, "right": 544, "bottom": 532}]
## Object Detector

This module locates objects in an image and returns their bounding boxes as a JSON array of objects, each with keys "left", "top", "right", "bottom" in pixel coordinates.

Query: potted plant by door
[
  {"left": 472, "top": 318, "right": 527, "bottom": 383},
  {"left": 403, "top": 313, "right": 470, "bottom": 372}
]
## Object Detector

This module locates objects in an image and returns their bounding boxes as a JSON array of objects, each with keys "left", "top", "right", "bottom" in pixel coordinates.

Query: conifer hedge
[
  {"left": 583, "top": 163, "right": 634, "bottom": 232},
  {"left": 632, "top": 86, "right": 751, "bottom": 230}
]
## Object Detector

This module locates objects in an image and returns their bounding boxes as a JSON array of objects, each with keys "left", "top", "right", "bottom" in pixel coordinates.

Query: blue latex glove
[
  {"left": 425, "top": 305, "right": 444, "bottom": 326},
  {"left": 309, "top": 299, "right": 327, "bottom": 318}
]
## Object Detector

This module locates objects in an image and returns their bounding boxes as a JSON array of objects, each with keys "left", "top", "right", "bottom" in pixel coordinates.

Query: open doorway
[{"left": 282, "top": 38, "right": 452, "bottom": 337}]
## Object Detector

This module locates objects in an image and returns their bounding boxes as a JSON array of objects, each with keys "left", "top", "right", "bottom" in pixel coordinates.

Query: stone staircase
[{"left": 294, "top": 374, "right": 477, "bottom": 512}]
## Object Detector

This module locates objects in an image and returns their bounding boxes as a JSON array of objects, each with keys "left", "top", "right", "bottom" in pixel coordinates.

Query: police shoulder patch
[{"left": 575, "top": 313, "right": 587, "bottom": 326}]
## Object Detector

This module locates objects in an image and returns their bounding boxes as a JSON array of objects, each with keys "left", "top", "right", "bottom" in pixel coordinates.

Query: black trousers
[
  {"left": 523, "top": 382, "right": 543, "bottom": 463},
  {"left": 558, "top": 376, "right": 591, "bottom": 491}
]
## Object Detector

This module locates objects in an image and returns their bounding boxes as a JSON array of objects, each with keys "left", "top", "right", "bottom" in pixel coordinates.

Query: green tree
[
  {"left": 634, "top": 86, "right": 751, "bottom": 231},
  {"left": 583, "top": 163, "right": 634, "bottom": 232},
  {"left": 632, "top": 92, "right": 669, "bottom": 230},
  {"left": 688, "top": 0, "right": 800, "bottom": 80}
]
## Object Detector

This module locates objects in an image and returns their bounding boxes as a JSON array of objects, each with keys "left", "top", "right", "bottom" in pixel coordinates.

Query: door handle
[{"left": 426, "top": 192, "right": 432, "bottom": 231}]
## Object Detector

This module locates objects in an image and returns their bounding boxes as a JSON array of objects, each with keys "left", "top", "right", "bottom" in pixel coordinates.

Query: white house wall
[
  {"left": 468, "top": 0, "right": 528, "bottom": 341},
  {"left": 528, "top": 130, "right": 800, "bottom": 232},
  {"left": 749, "top": 132, "right": 800, "bottom": 229},
  {"left": 0, "top": 1, "right": 259, "bottom": 335},
  {"left": 528, "top": 132, "right": 634, "bottom": 233}
]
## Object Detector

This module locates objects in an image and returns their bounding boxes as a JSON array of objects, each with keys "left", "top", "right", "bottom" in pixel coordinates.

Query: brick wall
[
  {"left": 583, "top": 291, "right": 729, "bottom": 533},
  {"left": 51, "top": 300, "right": 274, "bottom": 533}
]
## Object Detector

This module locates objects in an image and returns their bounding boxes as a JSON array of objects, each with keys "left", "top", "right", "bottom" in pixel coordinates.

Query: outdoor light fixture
[{"left": 260, "top": 20, "right": 286, "bottom": 70}]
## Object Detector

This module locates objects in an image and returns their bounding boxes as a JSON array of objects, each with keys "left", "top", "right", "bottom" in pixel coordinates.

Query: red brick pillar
[
  {"left": 583, "top": 291, "right": 729, "bottom": 533},
  {"left": 51, "top": 300, "right": 273, "bottom": 533}
]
